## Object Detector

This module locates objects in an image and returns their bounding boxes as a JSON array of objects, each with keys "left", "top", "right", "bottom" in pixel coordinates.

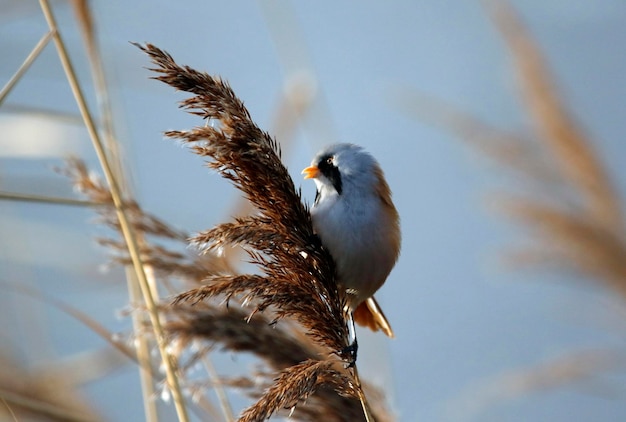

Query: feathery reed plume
[
  {"left": 65, "top": 42, "right": 386, "bottom": 421},
  {"left": 163, "top": 303, "right": 391, "bottom": 421},
  {"left": 133, "top": 42, "right": 350, "bottom": 354},
  {"left": 60, "top": 42, "right": 391, "bottom": 422},
  {"left": 238, "top": 360, "right": 354, "bottom": 422},
  {"left": 165, "top": 305, "right": 321, "bottom": 368},
  {"left": 447, "top": 348, "right": 626, "bottom": 421}
]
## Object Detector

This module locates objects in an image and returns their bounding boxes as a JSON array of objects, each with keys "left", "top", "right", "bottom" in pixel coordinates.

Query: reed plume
[
  {"left": 133, "top": 42, "right": 350, "bottom": 354},
  {"left": 62, "top": 42, "right": 391, "bottom": 421},
  {"left": 163, "top": 301, "right": 391, "bottom": 421}
]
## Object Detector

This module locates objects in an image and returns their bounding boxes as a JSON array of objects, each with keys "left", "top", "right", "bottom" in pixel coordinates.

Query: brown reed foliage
[
  {"left": 133, "top": 43, "right": 351, "bottom": 355},
  {"left": 162, "top": 302, "right": 390, "bottom": 421},
  {"left": 59, "top": 42, "right": 392, "bottom": 421},
  {"left": 0, "top": 353, "right": 101, "bottom": 422},
  {"left": 131, "top": 41, "right": 374, "bottom": 420},
  {"left": 63, "top": 157, "right": 392, "bottom": 420}
]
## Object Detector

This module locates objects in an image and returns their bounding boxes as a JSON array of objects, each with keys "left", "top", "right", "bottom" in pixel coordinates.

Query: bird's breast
[{"left": 311, "top": 195, "right": 398, "bottom": 308}]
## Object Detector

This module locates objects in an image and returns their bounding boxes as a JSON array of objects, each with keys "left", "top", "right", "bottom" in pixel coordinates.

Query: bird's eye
[{"left": 326, "top": 157, "right": 333, "bottom": 165}]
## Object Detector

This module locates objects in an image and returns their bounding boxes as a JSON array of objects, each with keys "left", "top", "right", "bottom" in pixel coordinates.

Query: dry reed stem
[
  {"left": 0, "top": 29, "right": 54, "bottom": 106},
  {"left": 68, "top": 3, "right": 172, "bottom": 409},
  {"left": 1, "top": 397, "right": 18, "bottom": 422},
  {"left": 0, "top": 190, "right": 100, "bottom": 207},
  {"left": 70, "top": 0, "right": 95, "bottom": 57},
  {"left": 120, "top": 269, "right": 159, "bottom": 422},
  {"left": 39, "top": 2, "right": 189, "bottom": 421},
  {"left": 70, "top": 0, "right": 127, "bottom": 183}
]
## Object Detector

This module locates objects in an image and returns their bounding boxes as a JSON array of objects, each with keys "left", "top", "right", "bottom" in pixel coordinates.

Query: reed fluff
[{"left": 101, "top": 42, "right": 390, "bottom": 421}]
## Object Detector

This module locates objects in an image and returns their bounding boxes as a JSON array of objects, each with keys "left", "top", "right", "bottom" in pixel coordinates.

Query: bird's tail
[{"left": 353, "top": 296, "right": 395, "bottom": 338}]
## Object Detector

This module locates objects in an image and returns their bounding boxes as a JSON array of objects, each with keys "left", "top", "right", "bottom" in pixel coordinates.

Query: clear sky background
[{"left": 2, "top": 1, "right": 626, "bottom": 421}]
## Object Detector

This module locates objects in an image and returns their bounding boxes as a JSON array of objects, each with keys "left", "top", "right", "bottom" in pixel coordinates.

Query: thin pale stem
[
  {"left": 126, "top": 268, "right": 160, "bottom": 422},
  {"left": 1, "top": 397, "right": 18, "bottom": 422},
  {"left": 0, "top": 29, "right": 54, "bottom": 106},
  {"left": 77, "top": 0, "right": 127, "bottom": 189},
  {"left": 38, "top": 1, "right": 189, "bottom": 421},
  {"left": 71, "top": 4, "right": 161, "bottom": 419},
  {"left": 0, "top": 191, "right": 100, "bottom": 207},
  {"left": 352, "top": 365, "right": 374, "bottom": 422},
  {"left": 201, "top": 352, "right": 235, "bottom": 422}
]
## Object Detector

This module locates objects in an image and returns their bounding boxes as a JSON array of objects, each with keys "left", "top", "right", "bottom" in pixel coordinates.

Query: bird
[{"left": 302, "top": 143, "right": 400, "bottom": 342}]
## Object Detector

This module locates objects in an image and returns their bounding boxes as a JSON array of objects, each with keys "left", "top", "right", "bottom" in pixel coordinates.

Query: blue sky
[{"left": 2, "top": 1, "right": 626, "bottom": 420}]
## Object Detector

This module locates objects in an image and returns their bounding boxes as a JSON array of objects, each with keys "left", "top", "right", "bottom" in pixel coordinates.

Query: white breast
[{"left": 311, "top": 191, "right": 397, "bottom": 309}]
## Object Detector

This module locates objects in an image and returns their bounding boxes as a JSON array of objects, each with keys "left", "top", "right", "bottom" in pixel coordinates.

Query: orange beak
[{"left": 301, "top": 165, "right": 320, "bottom": 179}]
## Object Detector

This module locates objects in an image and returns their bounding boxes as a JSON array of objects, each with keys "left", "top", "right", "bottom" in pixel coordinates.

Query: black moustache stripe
[{"left": 318, "top": 154, "right": 343, "bottom": 196}]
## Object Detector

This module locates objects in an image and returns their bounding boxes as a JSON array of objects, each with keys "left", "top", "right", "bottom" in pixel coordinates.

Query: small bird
[{"left": 302, "top": 143, "right": 400, "bottom": 341}]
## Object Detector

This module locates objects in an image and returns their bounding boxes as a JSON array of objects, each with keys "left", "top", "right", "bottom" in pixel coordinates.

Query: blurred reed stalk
[
  {"left": 68, "top": 1, "right": 162, "bottom": 419},
  {"left": 394, "top": 0, "right": 626, "bottom": 410},
  {"left": 38, "top": 1, "right": 190, "bottom": 420},
  {"left": 0, "top": 1, "right": 167, "bottom": 417},
  {"left": 395, "top": 0, "right": 626, "bottom": 300},
  {"left": 487, "top": 0, "right": 626, "bottom": 290}
]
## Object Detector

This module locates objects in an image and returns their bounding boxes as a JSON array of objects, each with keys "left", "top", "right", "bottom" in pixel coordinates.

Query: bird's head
[{"left": 302, "top": 143, "right": 382, "bottom": 203}]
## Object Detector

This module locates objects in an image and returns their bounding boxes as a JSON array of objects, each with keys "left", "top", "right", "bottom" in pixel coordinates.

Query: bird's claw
[{"left": 340, "top": 339, "right": 358, "bottom": 367}]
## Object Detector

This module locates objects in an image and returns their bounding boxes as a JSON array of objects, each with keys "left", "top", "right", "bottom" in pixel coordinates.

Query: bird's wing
[{"left": 353, "top": 296, "right": 395, "bottom": 338}]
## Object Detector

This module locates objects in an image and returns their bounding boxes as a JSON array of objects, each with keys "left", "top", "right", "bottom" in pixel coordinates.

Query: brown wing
[{"left": 353, "top": 296, "right": 395, "bottom": 338}]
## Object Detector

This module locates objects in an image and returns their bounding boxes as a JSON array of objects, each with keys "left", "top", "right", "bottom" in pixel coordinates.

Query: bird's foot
[{"left": 340, "top": 339, "right": 358, "bottom": 367}]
